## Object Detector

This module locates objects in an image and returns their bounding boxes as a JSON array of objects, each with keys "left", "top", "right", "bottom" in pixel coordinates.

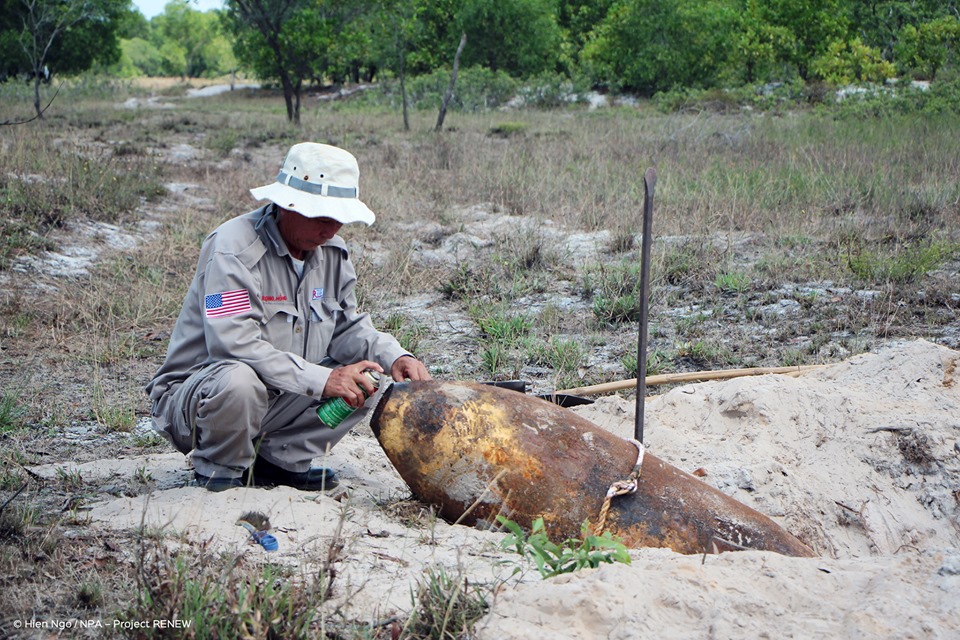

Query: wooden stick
[{"left": 557, "top": 365, "right": 827, "bottom": 397}]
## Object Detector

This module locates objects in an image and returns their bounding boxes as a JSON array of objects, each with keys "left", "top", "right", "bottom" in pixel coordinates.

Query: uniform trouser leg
[
  {"left": 151, "top": 359, "right": 380, "bottom": 478},
  {"left": 253, "top": 387, "right": 380, "bottom": 474}
]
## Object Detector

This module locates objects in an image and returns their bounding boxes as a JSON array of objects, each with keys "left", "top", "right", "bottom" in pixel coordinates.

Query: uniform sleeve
[
  {"left": 325, "top": 256, "right": 411, "bottom": 372},
  {"left": 201, "top": 249, "right": 331, "bottom": 398}
]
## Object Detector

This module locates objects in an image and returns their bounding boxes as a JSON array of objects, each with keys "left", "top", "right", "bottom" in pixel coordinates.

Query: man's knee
[
  {"left": 211, "top": 361, "right": 267, "bottom": 397},
  {"left": 193, "top": 360, "right": 269, "bottom": 425}
]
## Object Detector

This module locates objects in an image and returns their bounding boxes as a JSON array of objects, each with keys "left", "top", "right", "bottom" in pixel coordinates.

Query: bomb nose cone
[{"left": 370, "top": 380, "right": 400, "bottom": 438}]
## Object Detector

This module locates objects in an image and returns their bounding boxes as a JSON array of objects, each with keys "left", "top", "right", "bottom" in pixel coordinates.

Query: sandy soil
[{"left": 27, "top": 339, "right": 960, "bottom": 638}]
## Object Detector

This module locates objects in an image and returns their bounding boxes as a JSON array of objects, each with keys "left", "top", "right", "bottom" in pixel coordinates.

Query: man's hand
[
  {"left": 391, "top": 355, "right": 431, "bottom": 382},
  {"left": 323, "top": 360, "right": 383, "bottom": 408}
]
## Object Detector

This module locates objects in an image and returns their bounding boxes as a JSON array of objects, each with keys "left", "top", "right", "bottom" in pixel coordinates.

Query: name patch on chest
[{"left": 261, "top": 294, "right": 288, "bottom": 303}]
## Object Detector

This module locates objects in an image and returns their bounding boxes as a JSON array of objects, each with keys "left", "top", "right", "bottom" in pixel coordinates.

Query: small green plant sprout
[
  {"left": 497, "top": 516, "right": 631, "bottom": 579},
  {"left": 135, "top": 466, "right": 153, "bottom": 485},
  {"left": 714, "top": 271, "right": 751, "bottom": 295},
  {"left": 622, "top": 347, "right": 670, "bottom": 377},
  {"left": 0, "top": 390, "right": 27, "bottom": 434}
]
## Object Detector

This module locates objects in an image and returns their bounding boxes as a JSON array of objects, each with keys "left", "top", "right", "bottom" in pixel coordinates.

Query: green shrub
[
  {"left": 0, "top": 391, "right": 27, "bottom": 434},
  {"left": 498, "top": 516, "right": 631, "bottom": 579},
  {"left": 585, "top": 261, "right": 645, "bottom": 324},
  {"left": 374, "top": 66, "right": 519, "bottom": 112},
  {"left": 714, "top": 271, "right": 751, "bottom": 295},
  {"left": 847, "top": 240, "right": 958, "bottom": 283},
  {"left": 488, "top": 121, "right": 528, "bottom": 137},
  {"left": 515, "top": 71, "right": 590, "bottom": 109}
]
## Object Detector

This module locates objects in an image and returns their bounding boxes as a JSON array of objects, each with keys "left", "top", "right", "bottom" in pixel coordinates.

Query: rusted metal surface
[
  {"left": 602, "top": 454, "right": 815, "bottom": 556},
  {"left": 371, "top": 380, "right": 815, "bottom": 557}
]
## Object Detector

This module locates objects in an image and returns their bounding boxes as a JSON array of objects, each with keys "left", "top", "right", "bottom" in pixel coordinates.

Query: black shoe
[
  {"left": 194, "top": 472, "right": 245, "bottom": 492},
  {"left": 247, "top": 457, "right": 339, "bottom": 491}
]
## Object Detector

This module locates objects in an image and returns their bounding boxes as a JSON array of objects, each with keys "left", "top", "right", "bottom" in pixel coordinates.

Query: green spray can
[{"left": 317, "top": 370, "right": 381, "bottom": 428}]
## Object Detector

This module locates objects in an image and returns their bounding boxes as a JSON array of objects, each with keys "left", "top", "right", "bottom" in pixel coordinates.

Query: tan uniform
[{"left": 146, "top": 204, "right": 409, "bottom": 479}]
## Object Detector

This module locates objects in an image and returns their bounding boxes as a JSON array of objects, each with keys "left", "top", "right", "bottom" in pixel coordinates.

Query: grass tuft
[{"left": 402, "top": 565, "right": 490, "bottom": 640}]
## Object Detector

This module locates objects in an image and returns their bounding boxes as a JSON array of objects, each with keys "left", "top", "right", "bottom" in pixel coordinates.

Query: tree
[
  {"left": 225, "top": 0, "right": 315, "bottom": 123},
  {"left": 3, "top": 0, "right": 127, "bottom": 119},
  {"left": 116, "top": 37, "right": 164, "bottom": 77},
  {"left": 761, "top": 0, "right": 851, "bottom": 80},
  {"left": 848, "top": 0, "right": 944, "bottom": 61},
  {"left": 810, "top": 37, "right": 896, "bottom": 84},
  {"left": 371, "top": 0, "right": 419, "bottom": 129},
  {"left": 403, "top": 0, "right": 459, "bottom": 75},
  {"left": 152, "top": 1, "right": 232, "bottom": 78},
  {"left": 895, "top": 16, "right": 960, "bottom": 80},
  {"left": 225, "top": 0, "right": 374, "bottom": 124},
  {"left": 456, "top": 0, "right": 562, "bottom": 77},
  {"left": 729, "top": 0, "right": 794, "bottom": 84},
  {"left": 582, "top": 0, "right": 741, "bottom": 94}
]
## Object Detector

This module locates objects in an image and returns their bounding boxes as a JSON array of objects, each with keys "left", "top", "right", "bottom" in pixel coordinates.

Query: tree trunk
[
  {"left": 281, "top": 73, "right": 296, "bottom": 123},
  {"left": 293, "top": 78, "right": 302, "bottom": 125},
  {"left": 32, "top": 74, "right": 43, "bottom": 120},
  {"left": 399, "top": 48, "right": 409, "bottom": 131},
  {"left": 435, "top": 32, "right": 467, "bottom": 133}
]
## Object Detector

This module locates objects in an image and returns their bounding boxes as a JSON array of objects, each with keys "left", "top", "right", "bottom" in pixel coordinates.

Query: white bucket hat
[{"left": 250, "top": 143, "right": 376, "bottom": 225}]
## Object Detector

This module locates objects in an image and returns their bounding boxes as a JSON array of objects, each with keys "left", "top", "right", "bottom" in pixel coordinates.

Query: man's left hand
[{"left": 391, "top": 355, "right": 431, "bottom": 382}]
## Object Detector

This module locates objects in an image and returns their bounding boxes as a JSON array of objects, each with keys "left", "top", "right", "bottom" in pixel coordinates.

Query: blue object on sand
[{"left": 252, "top": 530, "right": 279, "bottom": 551}]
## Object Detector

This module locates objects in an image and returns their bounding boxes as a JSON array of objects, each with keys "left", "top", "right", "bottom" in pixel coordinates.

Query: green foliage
[
  {"left": 384, "top": 65, "right": 519, "bottom": 111},
  {"left": 379, "top": 312, "right": 430, "bottom": 354},
  {"left": 730, "top": 0, "right": 795, "bottom": 84},
  {"left": 0, "top": 390, "right": 27, "bottom": 434},
  {"left": 846, "top": 240, "right": 958, "bottom": 283},
  {"left": 225, "top": 0, "right": 377, "bottom": 121},
  {"left": 675, "top": 339, "right": 738, "bottom": 367},
  {"left": 498, "top": 516, "right": 631, "bottom": 579},
  {"left": 811, "top": 38, "right": 896, "bottom": 85},
  {"left": 833, "top": 78, "right": 960, "bottom": 117},
  {"left": 469, "top": 305, "right": 533, "bottom": 345},
  {"left": 585, "top": 261, "right": 647, "bottom": 324},
  {"left": 0, "top": 0, "right": 128, "bottom": 81},
  {"left": 761, "top": 0, "right": 852, "bottom": 80},
  {"left": 895, "top": 16, "right": 960, "bottom": 80},
  {"left": 531, "top": 336, "right": 586, "bottom": 375},
  {"left": 714, "top": 271, "right": 752, "bottom": 295},
  {"left": 457, "top": 0, "right": 563, "bottom": 78},
  {"left": 622, "top": 348, "right": 671, "bottom": 377},
  {"left": 116, "top": 37, "right": 164, "bottom": 77},
  {"left": 582, "top": 0, "right": 742, "bottom": 93},
  {"left": 515, "top": 71, "right": 590, "bottom": 108}
]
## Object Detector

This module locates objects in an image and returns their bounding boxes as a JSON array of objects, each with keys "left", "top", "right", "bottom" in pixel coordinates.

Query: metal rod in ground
[{"left": 635, "top": 167, "right": 656, "bottom": 443}]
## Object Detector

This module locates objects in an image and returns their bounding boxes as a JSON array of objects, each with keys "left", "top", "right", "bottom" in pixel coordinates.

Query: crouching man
[{"left": 146, "top": 142, "right": 430, "bottom": 491}]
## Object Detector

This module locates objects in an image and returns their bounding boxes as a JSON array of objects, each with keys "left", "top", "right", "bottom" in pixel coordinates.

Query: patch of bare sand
[{"left": 51, "top": 339, "right": 959, "bottom": 636}]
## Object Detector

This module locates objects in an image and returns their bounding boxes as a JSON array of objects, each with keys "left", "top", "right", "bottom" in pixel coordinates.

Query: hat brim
[{"left": 250, "top": 182, "right": 375, "bottom": 226}]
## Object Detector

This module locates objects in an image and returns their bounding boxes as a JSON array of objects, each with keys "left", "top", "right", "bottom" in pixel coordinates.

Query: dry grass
[{"left": 0, "top": 79, "right": 958, "bottom": 635}]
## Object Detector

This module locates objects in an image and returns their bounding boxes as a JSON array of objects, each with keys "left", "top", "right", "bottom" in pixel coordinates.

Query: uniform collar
[
  {"left": 254, "top": 203, "right": 349, "bottom": 261},
  {"left": 255, "top": 204, "right": 291, "bottom": 257}
]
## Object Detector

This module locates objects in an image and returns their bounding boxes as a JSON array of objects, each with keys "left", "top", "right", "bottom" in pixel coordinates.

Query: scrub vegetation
[{"left": 0, "top": 77, "right": 958, "bottom": 637}]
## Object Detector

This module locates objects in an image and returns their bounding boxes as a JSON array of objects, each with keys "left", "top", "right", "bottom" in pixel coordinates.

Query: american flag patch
[{"left": 205, "top": 289, "right": 251, "bottom": 318}]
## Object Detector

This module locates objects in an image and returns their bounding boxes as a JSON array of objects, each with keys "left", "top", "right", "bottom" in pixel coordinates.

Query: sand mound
[
  {"left": 54, "top": 339, "right": 959, "bottom": 636},
  {"left": 478, "top": 339, "right": 960, "bottom": 638}
]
